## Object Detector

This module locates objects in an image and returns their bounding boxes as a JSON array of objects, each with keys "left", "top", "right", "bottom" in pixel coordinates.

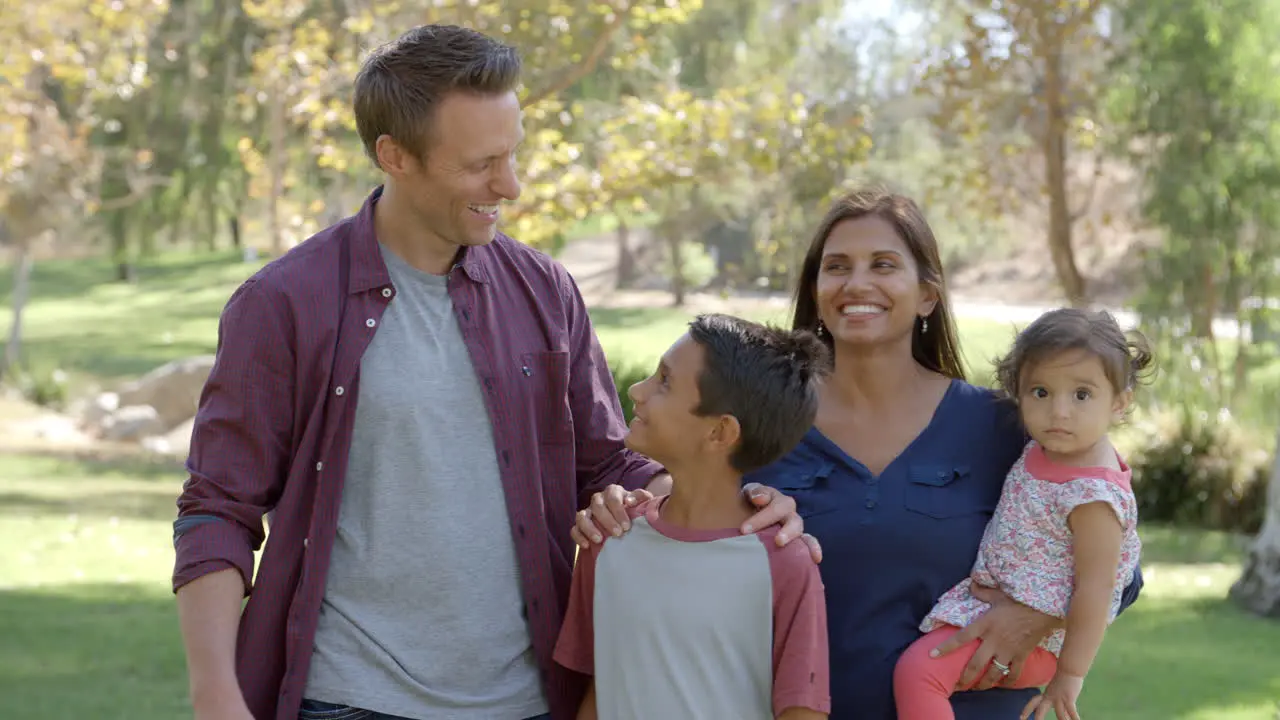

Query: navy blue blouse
[{"left": 745, "top": 380, "right": 1143, "bottom": 719}]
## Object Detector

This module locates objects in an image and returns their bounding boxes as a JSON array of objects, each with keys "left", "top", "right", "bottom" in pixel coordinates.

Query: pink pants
[{"left": 894, "top": 624, "right": 1058, "bottom": 720}]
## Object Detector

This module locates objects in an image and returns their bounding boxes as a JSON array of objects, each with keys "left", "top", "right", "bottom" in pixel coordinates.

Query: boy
[{"left": 553, "top": 313, "right": 832, "bottom": 720}]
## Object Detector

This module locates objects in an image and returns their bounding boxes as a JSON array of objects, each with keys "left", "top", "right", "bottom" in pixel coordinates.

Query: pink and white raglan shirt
[
  {"left": 554, "top": 496, "right": 831, "bottom": 719},
  {"left": 920, "top": 440, "right": 1143, "bottom": 655}
]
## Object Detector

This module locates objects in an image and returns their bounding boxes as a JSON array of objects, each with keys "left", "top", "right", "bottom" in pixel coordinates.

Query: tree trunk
[
  {"left": 668, "top": 231, "right": 686, "bottom": 307},
  {"left": 616, "top": 212, "right": 636, "bottom": 289},
  {"left": 1042, "top": 43, "right": 1087, "bottom": 307},
  {"left": 1230, "top": 428, "right": 1280, "bottom": 618},
  {"left": 1, "top": 244, "right": 34, "bottom": 383},
  {"left": 267, "top": 79, "right": 287, "bottom": 257}
]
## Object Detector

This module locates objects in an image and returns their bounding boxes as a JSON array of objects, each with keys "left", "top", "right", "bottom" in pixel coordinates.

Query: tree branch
[{"left": 522, "top": 2, "right": 632, "bottom": 108}]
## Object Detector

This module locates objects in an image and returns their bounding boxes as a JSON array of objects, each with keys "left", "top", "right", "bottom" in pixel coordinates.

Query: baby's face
[{"left": 1017, "top": 350, "right": 1128, "bottom": 463}]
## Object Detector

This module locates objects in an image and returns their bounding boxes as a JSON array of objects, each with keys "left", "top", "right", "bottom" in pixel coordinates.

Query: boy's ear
[{"left": 709, "top": 414, "right": 742, "bottom": 453}]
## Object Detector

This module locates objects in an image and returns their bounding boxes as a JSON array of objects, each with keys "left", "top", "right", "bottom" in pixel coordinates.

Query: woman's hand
[
  {"left": 1020, "top": 673, "right": 1084, "bottom": 720},
  {"left": 571, "top": 482, "right": 822, "bottom": 564},
  {"left": 931, "top": 583, "right": 1061, "bottom": 690}
]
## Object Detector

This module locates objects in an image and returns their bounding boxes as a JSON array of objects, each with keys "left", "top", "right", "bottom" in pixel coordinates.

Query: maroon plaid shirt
[{"left": 172, "top": 187, "right": 663, "bottom": 720}]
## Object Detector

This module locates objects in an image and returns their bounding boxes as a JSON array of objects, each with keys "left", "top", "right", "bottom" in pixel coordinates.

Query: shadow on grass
[
  {"left": 0, "top": 251, "right": 251, "bottom": 304},
  {"left": 0, "top": 489, "right": 179, "bottom": 523},
  {"left": 6, "top": 449, "right": 186, "bottom": 481},
  {"left": 1085, "top": 594, "right": 1280, "bottom": 718},
  {"left": 0, "top": 583, "right": 189, "bottom": 720}
]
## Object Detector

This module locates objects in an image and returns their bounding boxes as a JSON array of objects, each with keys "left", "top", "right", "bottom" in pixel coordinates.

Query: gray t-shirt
[
  {"left": 304, "top": 244, "right": 547, "bottom": 719},
  {"left": 554, "top": 496, "right": 831, "bottom": 719}
]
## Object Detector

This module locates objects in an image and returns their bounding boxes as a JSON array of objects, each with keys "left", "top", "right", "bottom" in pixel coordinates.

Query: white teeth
[
  {"left": 841, "top": 304, "right": 884, "bottom": 315},
  {"left": 468, "top": 204, "right": 499, "bottom": 213}
]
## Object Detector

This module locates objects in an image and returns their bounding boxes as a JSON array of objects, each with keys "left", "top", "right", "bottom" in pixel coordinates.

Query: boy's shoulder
[{"left": 753, "top": 526, "right": 822, "bottom": 579}]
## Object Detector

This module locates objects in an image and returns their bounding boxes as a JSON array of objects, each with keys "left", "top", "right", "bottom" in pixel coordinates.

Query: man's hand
[
  {"left": 571, "top": 484, "right": 654, "bottom": 548},
  {"left": 741, "top": 483, "right": 821, "bottom": 564},
  {"left": 1021, "top": 673, "right": 1084, "bottom": 720},
  {"left": 931, "top": 583, "right": 1059, "bottom": 690}
]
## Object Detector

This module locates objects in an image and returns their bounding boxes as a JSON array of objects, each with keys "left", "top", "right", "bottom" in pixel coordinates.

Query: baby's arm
[
  {"left": 576, "top": 680, "right": 598, "bottom": 720},
  {"left": 1023, "top": 499, "right": 1124, "bottom": 720},
  {"left": 1059, "top": 500, "right": 1125, "bottom": 679}
]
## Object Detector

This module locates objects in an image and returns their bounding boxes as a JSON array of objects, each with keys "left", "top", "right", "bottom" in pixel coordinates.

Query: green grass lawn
[{"left": 1, "top": 450, "right": 1277, "bottom": 719}]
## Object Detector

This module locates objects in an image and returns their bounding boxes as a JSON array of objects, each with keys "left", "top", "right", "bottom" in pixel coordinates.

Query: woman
[{"left": 573, "top": 188, "right": 1142, "bottom": 718}]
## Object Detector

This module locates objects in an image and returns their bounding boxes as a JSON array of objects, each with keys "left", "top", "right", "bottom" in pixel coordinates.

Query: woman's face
[{"left": 814, "top": 215, "right": 937, "bottom": 350}]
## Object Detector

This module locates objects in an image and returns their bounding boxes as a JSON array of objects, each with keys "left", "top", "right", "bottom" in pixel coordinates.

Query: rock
[
  {"left": 114, "top": 355, "right": 215, "bottom": 432},
  {"left": 80, "top": 391, "right": 120, "bottom": 433},
  {"left": 141, "top": 417, "right": 195, "bottom": 458},
  {"left": 100, "top": 404, "right": 165, "bottom": 442}
]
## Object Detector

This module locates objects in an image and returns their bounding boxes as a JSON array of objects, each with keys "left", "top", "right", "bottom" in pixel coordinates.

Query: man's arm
[
  {"left": 556, "top": 265, "right": 665, "bottom": 505},
  {"left": 172, "top": 276, "right": 296, "bottom": 713},
  {"left": 576, "top": 680, "right": 599, "bottom": 720},
  {"left": 778, "top": 708, "right": 827, "bottom": 720}
]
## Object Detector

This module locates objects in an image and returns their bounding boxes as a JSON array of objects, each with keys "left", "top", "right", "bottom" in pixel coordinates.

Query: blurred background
[{"left": 1, "top": 0, "right": 1279, "bottom": 717}]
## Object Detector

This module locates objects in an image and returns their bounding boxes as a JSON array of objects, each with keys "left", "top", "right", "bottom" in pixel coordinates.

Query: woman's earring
[
  {"left": 816, "top": 321, "right": 826, "bottom": 338},
  {"left": 921, "top": 316, "right": 929, "bottom": 334}
]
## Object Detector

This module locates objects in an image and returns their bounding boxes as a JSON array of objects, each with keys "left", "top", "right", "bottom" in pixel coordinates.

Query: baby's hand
[{"left": 1020, "top": 672, "right": 1084, "bottom": 720}]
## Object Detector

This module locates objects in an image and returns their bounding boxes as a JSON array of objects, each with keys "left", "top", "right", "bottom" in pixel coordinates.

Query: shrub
[
  {"left": 610, "top": 362, "right": 652, "bottom": 423},
  {"left": 1128, "top": 409, "right": 1271, "bottom": 534}
]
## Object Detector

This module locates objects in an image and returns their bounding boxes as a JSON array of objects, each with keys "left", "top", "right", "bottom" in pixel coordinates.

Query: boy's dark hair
[
  {"left": 353, "top": 24, "right": 522, "bottom": 167},
  {"left": 687, "top": 314, "right": 830, "bottom": 473},
  {"left": 994, "top": 308, "right": 1155, "bottom": 398}
]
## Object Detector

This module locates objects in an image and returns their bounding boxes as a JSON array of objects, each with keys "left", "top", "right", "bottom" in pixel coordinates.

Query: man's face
[
  {"left": 1018, "top": 349, "right": 1129, "bottom": 461},
  {"left": 624, "top": 333, "right": 723, "bottom": 467},
  {"left": 389, "top": 90, "right": 525, "bottom": 250}
]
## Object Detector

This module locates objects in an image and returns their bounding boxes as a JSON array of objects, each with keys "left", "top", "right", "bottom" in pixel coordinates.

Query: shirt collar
[{"left": 347, "top": 185, "right": 490, "bottom": 295}]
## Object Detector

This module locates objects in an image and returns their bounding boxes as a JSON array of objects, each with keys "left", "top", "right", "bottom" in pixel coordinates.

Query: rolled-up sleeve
[
  {"left": 557, "top": 266, "right": 664, "bottom": 507},
  {"left": 172, "top": 275, "right": 295, "bottom": 595}
]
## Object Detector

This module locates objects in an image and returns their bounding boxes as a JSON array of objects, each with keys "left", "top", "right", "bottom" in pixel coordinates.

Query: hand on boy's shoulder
[{"left": 756, "top": 526, "right": 823, "bottom": 575}]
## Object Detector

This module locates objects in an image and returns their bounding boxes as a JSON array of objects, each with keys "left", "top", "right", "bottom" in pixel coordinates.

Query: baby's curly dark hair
[{"left": 994, "top": 308, "right": 1154, "bottom": 399}]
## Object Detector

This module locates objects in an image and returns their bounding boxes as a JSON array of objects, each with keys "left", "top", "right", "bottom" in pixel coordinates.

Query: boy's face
[
  {"left": 625, "top": 333, "right": 730, "bottom": 466},
  {"left": 1018, "top": 349, "right": 1130, "bottom": 460}
]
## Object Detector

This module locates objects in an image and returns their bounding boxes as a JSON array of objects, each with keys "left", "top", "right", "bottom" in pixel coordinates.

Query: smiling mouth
[
  {"left": 839, "top": 303, "right": 886, "bottom": 317},
  {"left": 467, "top": 203, "right": 500, "bottom": 219}
]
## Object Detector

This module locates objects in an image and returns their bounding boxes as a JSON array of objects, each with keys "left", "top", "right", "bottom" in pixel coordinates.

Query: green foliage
[
  {"left": 1128, "top": 410, "right": 1270, "bottom": 534},
  {"left": 1109, "top": 0, "right": 1280, "bottom": 416},
  {"left": 609, "top": 362, "right": 652, "bottom": 423}
]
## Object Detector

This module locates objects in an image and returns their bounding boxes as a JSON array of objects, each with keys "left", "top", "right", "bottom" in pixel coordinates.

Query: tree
[
  {"left": 0, "top": 0, "right": 168, "bottom": 380},
  {"left": 918, "top": 0, "right": 1112, "bottom": 306},
  {"left": 1108, "top": 0, "right": 1280, "bottom": 618},
  {"left": 1231, "top": 429, "right": 1280, "bottom": 618},
  {"left": 595, "top": 81, "right": 867, "bottom": 304}
]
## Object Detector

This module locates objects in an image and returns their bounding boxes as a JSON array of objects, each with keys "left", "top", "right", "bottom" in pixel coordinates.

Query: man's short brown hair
[{"left": 353, "top": 24, "right": 522, "bottom": 167}]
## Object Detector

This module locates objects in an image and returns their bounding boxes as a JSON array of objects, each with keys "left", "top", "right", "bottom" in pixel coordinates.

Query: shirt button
[
  {"left": 366, "top": 318, "right": 377, "bottom": 328},
  {"left": 304, "top": 537, "right": 309, "bottom": 548},
  {"left": 381, "top": 287, "right": 393, "bottom": 298},
  {"left": 334, "top": 386, "right": 345, "bottom": 396},
  {"left": 315, "top": 462, "right": 323, "bottom": 471},
  {"left": 865, "top": 499, "right": 876, "bottom": 509}
]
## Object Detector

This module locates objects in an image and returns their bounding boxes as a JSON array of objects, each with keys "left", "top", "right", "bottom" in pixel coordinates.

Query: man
[{"left": 172, "top": 25, "right": 806, "bottom": 720}]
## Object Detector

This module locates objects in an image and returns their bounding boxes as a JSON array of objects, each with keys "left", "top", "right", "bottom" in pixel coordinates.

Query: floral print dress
[{"left": 919, "top": 441, "right": 1142, "bottom": 655}]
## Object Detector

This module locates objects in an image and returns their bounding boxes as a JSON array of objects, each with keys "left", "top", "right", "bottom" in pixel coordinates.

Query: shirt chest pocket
[
  {"left": 521, "top": 350, "right": 572, "bottom": 445},
  {"left": 903, "top": 464, "right": 993, "bottom": 519},
  {"left": 773, "top": 462, "right": 838, "bottom": 519}
]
